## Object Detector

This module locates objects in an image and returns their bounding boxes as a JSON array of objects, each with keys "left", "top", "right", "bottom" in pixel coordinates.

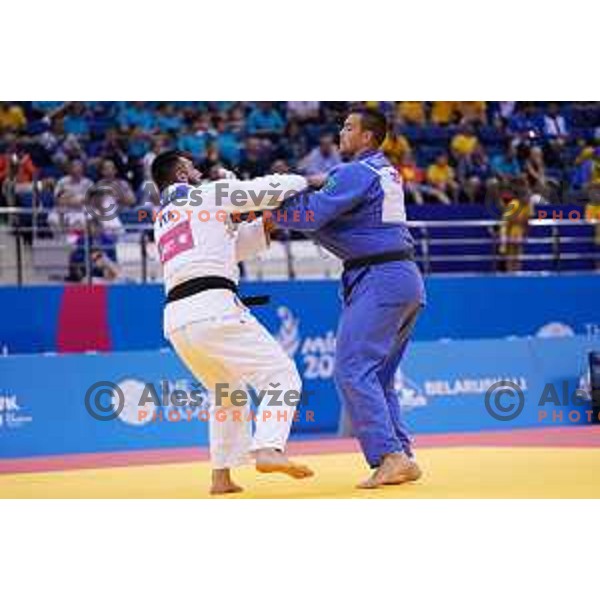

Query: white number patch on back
[{"left": 379, "top": 166, "right": 406, "bottom": 223}]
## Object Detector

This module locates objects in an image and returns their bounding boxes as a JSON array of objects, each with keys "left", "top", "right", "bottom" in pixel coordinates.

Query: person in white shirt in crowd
[
  {"left": 297, "top": 133, "right": 341, "bottom": 176},
  {"left": 151, "top": 150, "right": 313, "bottom": 494},
  {"left": 287, "top": 101, "right": 320, "bottom": 123},
  {"left": 48, "top": 190, "right": 88, "bottom": 240},
  {"left": 55, "top": 159, "right": 93, "bottom": 206},
  {"left": 543, "top": 102, "right": 568, "bottom": 138}
]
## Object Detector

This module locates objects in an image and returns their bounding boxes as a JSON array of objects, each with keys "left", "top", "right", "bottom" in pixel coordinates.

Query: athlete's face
[
  {"left": 174, "top": 157, "right": 202, "bottom": 186},
  {"left": 339, "top": 113, "right": 373, "bottom": 158}
]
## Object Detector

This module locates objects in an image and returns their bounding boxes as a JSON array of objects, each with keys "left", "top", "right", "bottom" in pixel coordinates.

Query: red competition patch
[{"left": 157, "top": 220, "right": 195, "bottom": 263}]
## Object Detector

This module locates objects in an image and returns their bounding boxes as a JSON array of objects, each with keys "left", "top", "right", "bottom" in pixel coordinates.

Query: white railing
[{"left": 0, "top": 207, "right": 599, "bottom": 285}]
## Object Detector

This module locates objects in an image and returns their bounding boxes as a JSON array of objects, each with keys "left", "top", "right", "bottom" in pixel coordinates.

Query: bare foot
[
  {"left": 210, "top": 468, "right": 244, "bottom": 495},
  {"left": 255, "top": 448, "right": 314, "bottom": 479},
  {"left": 357, "top": 453, "right": 422, "bottom": 489}
]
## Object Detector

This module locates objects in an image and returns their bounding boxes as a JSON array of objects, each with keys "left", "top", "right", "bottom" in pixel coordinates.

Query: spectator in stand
[
  {"left": 497, "top": 101, "right": 516, "bottom": 122},
  {"left": 543, "top": 103, "right": 568, "bottom": 138},
  {"left": 229, "top": 105, "right": 246, "bottom": 134},
  {"left": 199, "top": 141, "right": 230, "bottom": 177},
  {"left": 214, "top": 116, "right": 241, "bottom": 166},
  {"left": 398, "top": 152, "right": 425, "bottom": 205},
  {"left": 456, "top": 101, "right": 487, "bottom": 126},
  {"left": 381, "top": 125, "right": 411, "bottom": 166},
  {"left": 278, "top": 120, "right": 309, "bottom": 165},
  {"left": 48, "top": 190, "right": 87, "bottom": 239},
  {"left": 0, "top": 102, "right": 27, "bottom": 132},
  {"left": 68, "top": 218, "right": 119, "bottom": 282},
  {"left": 508, "top": 102, "right": 543, "bottom": 138},
  {"left": 457, "top": 144, "right": 492, "bottom": 204},
  {"left": 98, "top": 129, "right": 133, "bottom": 180},
  {"left": 451, "top": 124, "right": 479, "bottom": 159},
  {"left": 297, "top": 133, "right": 341, "bottom": 176},
  {"left": 585, "top": 194, "right": 600, "bottom": 270},
  {"left": 426, "top": 153, "right": 457, "bottom": 204},
  {"left": 524, "top": 146, "right": 554, "bottom": 200},
  {"left": 63, "top": 102, "right": 90, "bottom": 138},
  {"left": 431, "top": 101, "right": 456, "bottom": 125},
  {"left": 287, "top": 101, "right": 320, "bottom": 123},
  {"left": 592, "top": 148, "right": 600, "bottom": 186},
  {"left": 177, "top": 123, "right": 208, "bottom": 161},
  {"left": 0, "top": 135, "right": 37, "bottom": 213},
  {"left": 138, "top": 136, "right": 167, "bottom": 206},
  {"left": 55, "top": 159, "right": 93, "bottom": 206},
  {"left": 499, "top": 178, "right": 531, "bottom": 272},
  {"left": 397, "top": 102, "right": 426, "bottom": 126},
  {"left": 37, "top": 118, "right": 87, "bottom": 170},
  {"left": 127, "top": 127, "right": 152, "bottom": 164},
  {"left": 118, "top": 101, "right": 155, "bottom": 132},
  {"left": 491, "top": 141, "right": 522, "bottom": 182},
  {"left": 270, "top": 159, "right": 291, "bottom": 175},
  {"left": 155, "top": 103, "right": 184, "bottom": 133},
  {"left": 246, "top": 102, "right": 285, "bottom": 141},
  {"left": 96, "top": 158, "right": 136, "bottom": 207},
  {"left": 0, "top": 135, "right": 38, "bottom": 187},
  {"left": 142, "top": 136, "right": 167, "bottom": 183},
  {"left": 237, "top": 136, "right": 269, "bottom": 179},
  {"left": 570, "top": 146, "right": 595, "bottom": 190}
]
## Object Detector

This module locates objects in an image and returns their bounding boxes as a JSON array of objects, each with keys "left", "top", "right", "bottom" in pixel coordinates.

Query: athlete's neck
[{"left": 354, "top": 147, "right": 380, "bottom": 161}]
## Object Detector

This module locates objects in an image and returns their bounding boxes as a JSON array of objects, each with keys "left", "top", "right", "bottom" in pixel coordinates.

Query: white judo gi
[{"left": 154, "top": 173, "right": 307, "bottom": 468}]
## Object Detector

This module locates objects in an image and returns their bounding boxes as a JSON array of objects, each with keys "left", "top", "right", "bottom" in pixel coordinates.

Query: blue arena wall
[
  {"left": 1, "top": 336, "right": 598, "bottom": 459},
  {"left": 1, "top": 273, "right": 599, "bottom": 459},
  {"left": 0, "top": 274, "right": 599, "bottom": 353}
]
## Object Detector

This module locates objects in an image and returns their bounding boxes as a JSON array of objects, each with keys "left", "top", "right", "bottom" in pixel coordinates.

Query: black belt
[
  {"left": 343, "top": 249, "right": 415, "bottom": 271},
  {"left": 166, "top": 276, "right": 269, "bottom": 307}
]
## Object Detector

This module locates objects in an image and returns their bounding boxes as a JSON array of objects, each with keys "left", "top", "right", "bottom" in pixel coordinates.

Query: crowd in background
[
  {"left": 1, "top": 101, "right": 599, "bottom": 280},
  {"left": 1, "top": 101, "right": 600, "bottom": 211}
]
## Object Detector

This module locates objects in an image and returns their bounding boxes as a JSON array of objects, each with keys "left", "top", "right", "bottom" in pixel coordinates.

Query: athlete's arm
[
  {"left": 275, "top": 164, "right": 375, "bottom": 231},
  {"left": 235, "top": 218, "right": 271, "bottom": 262},
  {"left": 214, "top": 174, "right": 308, "bottom": 214}
]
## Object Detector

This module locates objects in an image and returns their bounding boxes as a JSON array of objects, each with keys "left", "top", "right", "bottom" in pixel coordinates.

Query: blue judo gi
[{"left": 278, "top": 150, "right": 425, "bottom": 467}]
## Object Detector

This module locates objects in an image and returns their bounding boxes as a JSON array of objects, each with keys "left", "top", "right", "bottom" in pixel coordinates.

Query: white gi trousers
[{"left": 167, "top": 290, "right": 301, "bottom": 469}]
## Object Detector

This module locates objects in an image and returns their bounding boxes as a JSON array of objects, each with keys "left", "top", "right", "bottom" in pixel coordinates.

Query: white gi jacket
[{"left": 154, "top": 174, "right": 307, "bottom": 335}]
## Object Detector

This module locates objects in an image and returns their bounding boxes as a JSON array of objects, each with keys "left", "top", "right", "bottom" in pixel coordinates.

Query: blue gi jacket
[{"left": 278, "top": 150, "right": 414, "bottom": 261}]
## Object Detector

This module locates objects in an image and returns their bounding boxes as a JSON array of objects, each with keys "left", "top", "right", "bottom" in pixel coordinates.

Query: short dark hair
[
  {"left": 151, "top": 150, "right": 188, "bottom": 192},
  {"left": 352, "top": 107, "right": 388, "bottom": 147}
]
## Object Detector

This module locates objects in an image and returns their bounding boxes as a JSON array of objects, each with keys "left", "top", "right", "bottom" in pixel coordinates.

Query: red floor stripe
[{"left": 1, "top": 427, "right": 599, "bottom": 475}]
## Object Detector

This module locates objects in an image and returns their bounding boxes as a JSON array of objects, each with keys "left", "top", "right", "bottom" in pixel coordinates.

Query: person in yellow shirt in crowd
[
  {"left": 591, "top": 148, "right": 600, "bottom": 186},
  {"left": 499, "top": 178, "right": 531, "bottom": 272},
  {"left": 426, "top": 153, "right": 458, "bottom": 203},
  {"left": 397, "top": 102, "right": 426, "bottom": 126},
  {"left": 0, "top": 102, "right": 27, "bottom": 132},
  {"left": 585, "top": 194, "right": 600, "bottom": 270},
  {"left": 431, "top": 101, "right": 456, "bottom": 126},
  {"left": 456, "top": 101, "right": 487, "bottom": 125},
  {"left": 451, "top": 125, "right": 479, "bottom": 158},
  {"left": 381, "top": 124, "right": 412, "bottom": 166}
]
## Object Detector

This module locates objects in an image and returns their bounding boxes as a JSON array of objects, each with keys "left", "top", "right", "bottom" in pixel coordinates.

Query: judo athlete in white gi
[{"left": 151, "top": 151, "right": 313, "bottom": 494}]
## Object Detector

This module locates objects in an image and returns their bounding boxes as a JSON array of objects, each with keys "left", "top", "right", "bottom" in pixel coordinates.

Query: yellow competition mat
[{"left": 2, "top": 447, "right": 600, "bottom": 499}]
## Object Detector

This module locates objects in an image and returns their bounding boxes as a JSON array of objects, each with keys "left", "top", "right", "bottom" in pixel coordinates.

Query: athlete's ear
[
  {"left": 173, "top": 164, "right": 187, "bottom": 183},
  {"left": 363, "top": 130, "right": 375, "bottom": 148}
]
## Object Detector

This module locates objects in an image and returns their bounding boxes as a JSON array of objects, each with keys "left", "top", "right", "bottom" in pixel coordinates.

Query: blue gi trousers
[{"left": 334, "top": 260, "right": 425, "bottom": 468}]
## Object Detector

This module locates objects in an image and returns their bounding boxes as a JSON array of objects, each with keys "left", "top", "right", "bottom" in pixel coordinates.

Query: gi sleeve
[
  {"left": 235, "top": 218, "right": 269, "bottom": 262},
  {"left": 214, "top": 174, "right": 308, "bottom": 214},
  {"left": 276, "top": 163, "right": 376, "bottom": 231}
]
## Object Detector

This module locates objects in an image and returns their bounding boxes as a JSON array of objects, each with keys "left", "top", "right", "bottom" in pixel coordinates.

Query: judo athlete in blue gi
[{"left": 277, "top": 108, "right": 425, "bottom": 488}]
